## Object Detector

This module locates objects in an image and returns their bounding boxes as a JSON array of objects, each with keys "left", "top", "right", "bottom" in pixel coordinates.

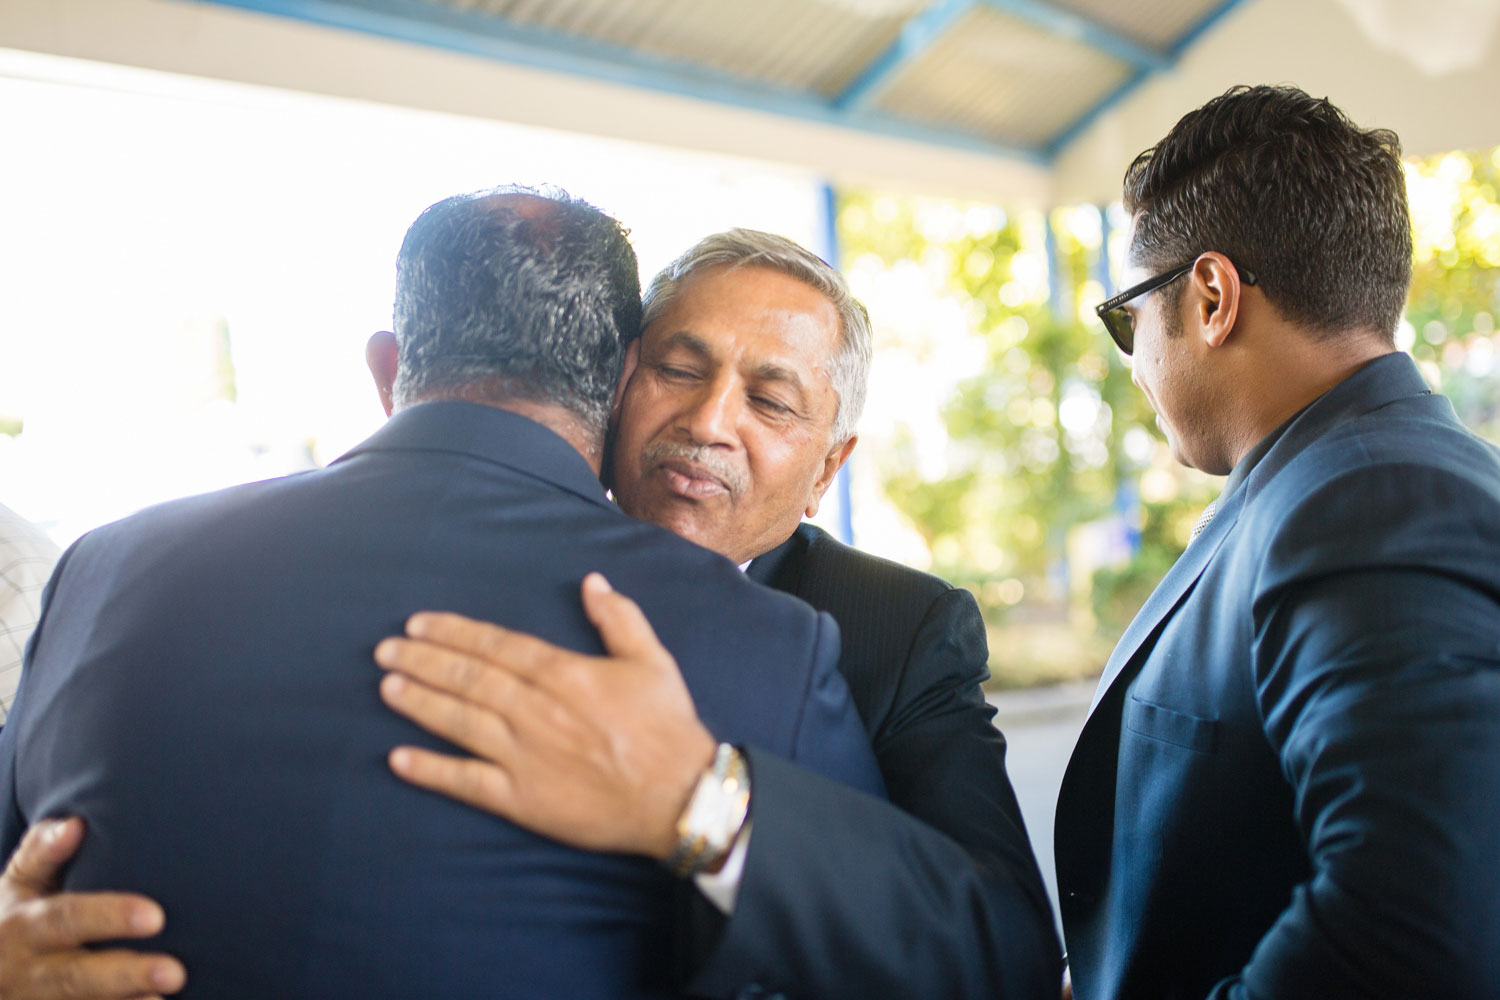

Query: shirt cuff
[{"left": 692, "top": 819, "right": 752, "bottom": 915}]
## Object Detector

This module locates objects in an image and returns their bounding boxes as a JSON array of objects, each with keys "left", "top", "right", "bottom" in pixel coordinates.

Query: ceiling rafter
[{"left": 184, "top": 0, "right": 1247, "bottom": 166}]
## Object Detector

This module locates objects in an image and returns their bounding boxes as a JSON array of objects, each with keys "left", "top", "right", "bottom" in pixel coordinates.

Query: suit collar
[
  {"left": 1087, "top": 351, "right": 1428, "bottom": 716},
  {"left": 1236, "top": 351, "right": 1428, "bottom": 507},
  {"left": 746, "top": 522, "right": 821, "bottom": 590},
  {"left": 1089, "top": 490, "right": 1243, "bottom": 712},
  {"left": 334, "top": 400, "right": 612, "bottom": 510}
]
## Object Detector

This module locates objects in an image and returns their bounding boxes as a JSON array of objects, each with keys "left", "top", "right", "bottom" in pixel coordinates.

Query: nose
[{"left": 678, "top": 376, "right": 741, "bottom": 447}]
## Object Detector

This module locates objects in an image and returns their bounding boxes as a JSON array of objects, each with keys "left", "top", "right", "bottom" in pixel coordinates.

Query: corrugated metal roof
[
  {"left": 1049, "top": 0, "right": 1230, "bottom": 50},
  {"left": 875, "top": 7, "right": 1136, "bottom": 149},
  {"left": 463, "top": 0, "right": 913, "bottom": 96},
  {"left": 196, "top": 0, "right": 1254, "bottom": 165}
]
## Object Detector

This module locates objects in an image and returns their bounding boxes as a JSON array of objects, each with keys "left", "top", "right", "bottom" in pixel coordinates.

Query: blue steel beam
[
  {"left": 833, "top": 0, "right": 976, "bottom": 111},
  {"left": 980, "top": 0, "right": 1169, "bottom": 71},
  {"left": 184, "top": 0, "right": 1048, "bottom": 165},
  {"left": 1043, "top": 0, "right": 1253, "bottom": 158}
]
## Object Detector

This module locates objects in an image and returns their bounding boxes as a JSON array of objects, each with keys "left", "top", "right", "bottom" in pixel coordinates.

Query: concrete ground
[{"left": 987, "top": 679, "right": 1096, "bottom": 925}]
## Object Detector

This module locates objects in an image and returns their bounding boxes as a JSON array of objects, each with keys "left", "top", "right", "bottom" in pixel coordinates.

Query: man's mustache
[{"left": 641, "top": 440, "right": 747, "bottom": 496}]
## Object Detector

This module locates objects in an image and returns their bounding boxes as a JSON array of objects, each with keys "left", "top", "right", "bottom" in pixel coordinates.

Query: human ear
[
  {"left": 611, "top": 339, "right": 641, "bottom": 422},
  {"left": 365, "top": 331, "right": 399, "bottom": 416},
  {"left": 1192, "top": 253, "right": 1245, "bottom": 349},
  {"left": 804, "top": 435, "right": 858, "bottom": 518}
]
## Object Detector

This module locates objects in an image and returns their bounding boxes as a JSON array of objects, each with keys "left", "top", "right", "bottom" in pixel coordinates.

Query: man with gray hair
[
  {"left": 0, "top": 225, "right": 1057, "bottom": 999},
  {"left": 375, "top": 227, "right": 1062, "bottom": 999},
  {"left": 0, "top": 190, "right": 882, "bottom": 999}
]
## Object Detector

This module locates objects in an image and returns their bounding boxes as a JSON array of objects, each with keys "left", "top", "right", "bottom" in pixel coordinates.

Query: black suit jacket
[
  {"left": 0, "top": 402, "right": 882, "bottom": 1000},
  {"left": 1056, "top": 354, "right": 1500, "bottom": 999},
  {"left": 688, "top": 523, "right": 1062, "bottom": 999}
]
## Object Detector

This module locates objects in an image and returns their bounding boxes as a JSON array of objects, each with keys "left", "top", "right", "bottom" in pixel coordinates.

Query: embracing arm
[
  {"left": 0, "top": 543, "right": 186, "bottom": 1000},
  {"left": 0, "top": 820, "right": 185, "bottom": 1000},
  {"left": 688, "top": 587, "right": 1062, "bottom": 1000}
]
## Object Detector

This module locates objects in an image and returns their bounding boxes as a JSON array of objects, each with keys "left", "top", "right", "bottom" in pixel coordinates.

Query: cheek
[{"left": 745, "top": 433, "right": 824, "bottom": 500}]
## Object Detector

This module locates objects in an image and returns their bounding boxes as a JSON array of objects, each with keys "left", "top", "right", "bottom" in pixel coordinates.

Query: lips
[{"left": 656, "top": 459, "right": 731, "bottom": 499}]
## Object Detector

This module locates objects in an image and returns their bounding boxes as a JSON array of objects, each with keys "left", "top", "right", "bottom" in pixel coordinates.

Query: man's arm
[
  {"left": 375, "top": 573, "right": 718, "bottom": 861},
  {"left": 0, "top": 820, "right": 185, "bottom": 999},
  {"left": 378, "top": 578, "right": 1061, "bottom": 999},
  {"left": 687, "top": 586, "right": 1061, "bottom": 1000},
  {"left": 1229, "top": 470, "right": 1500, "bottom": 998}
]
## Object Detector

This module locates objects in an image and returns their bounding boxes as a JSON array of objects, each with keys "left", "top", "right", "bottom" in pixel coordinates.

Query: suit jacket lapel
[
  {"left": 1087, "top": 490, "right": 1243, "bottom": 716},
  {"left": 747, "top": 524, "right": 812, "bottom": 594},
  {"left": 1084, "top": 353, "right": 1430, "bottom": 718}
]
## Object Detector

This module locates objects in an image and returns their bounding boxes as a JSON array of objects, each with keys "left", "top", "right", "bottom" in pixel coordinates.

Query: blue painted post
[
  {"left": 819, "top": 182, "right": 856, "bottom": 546},
  {"left": 1044, "top": 211, "right": 1069, "bottom": 324},
  {"left": 1094, "top": 203, "right": 1113, "bottom": 294}
]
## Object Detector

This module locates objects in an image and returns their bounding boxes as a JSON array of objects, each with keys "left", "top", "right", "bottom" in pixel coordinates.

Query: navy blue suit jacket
[
  {"left": 1056, "top": 354, "right": 1500, "bottom": 999},
  {"left": 0, "top": 401, "right": 882, "bottom": 1000}
]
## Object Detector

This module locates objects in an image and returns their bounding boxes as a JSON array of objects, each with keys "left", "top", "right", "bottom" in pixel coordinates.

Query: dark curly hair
[{"left": 1124, "top": 85, "right": 1411, "bottom": 342}]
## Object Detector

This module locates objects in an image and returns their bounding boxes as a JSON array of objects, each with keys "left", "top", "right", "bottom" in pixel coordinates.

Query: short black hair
[
  {"left": 392, "top": 185, "right": 641, "bottom": 435},
  {"left": 1124, "top": 85, "right": 1411, "bottom": 342}
]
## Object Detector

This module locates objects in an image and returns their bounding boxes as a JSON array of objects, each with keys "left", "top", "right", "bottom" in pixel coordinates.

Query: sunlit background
[{"left": 3, "top": 48, "right": 1498, "bottom": 688}]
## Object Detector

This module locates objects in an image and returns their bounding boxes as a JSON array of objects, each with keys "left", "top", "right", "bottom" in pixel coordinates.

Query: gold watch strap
[{"left": 664, "top": 743, "right": 750, "bottom": 879}]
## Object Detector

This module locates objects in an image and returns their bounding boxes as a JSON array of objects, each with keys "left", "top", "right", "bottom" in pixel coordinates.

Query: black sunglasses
[{"left": 1095, "top": 260, "right": 1257, "bottom": 355}]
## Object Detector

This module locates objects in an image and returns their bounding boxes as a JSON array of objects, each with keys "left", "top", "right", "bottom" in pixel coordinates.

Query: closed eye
[
  {"left": 653, "top": 363, "right": 701, "bottom": 381},
  {"left": 752, "top": 395, "right": 793, "bottom": 415}
]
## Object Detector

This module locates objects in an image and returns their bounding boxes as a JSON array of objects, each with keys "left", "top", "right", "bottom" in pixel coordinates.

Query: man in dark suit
[
  {"left": 0, "top": 230, "right": 1056, "bottom": 998},
  {"left": 369, "top": 229, "right": 1062, "bottom": 999},
  {"left": 0, "top": 188, "right": 882, "bottom": 999},
  {"left": 1056, "top": 85, "right": 1500, "bottom": 999}
]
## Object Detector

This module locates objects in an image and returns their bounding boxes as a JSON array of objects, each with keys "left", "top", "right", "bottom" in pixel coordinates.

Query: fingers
[
  {"left": 4, "top": 819, "right": 85, "bottom": 898},
  {"left": 15, "top": 893, "right": 166, "bottom": 951},
  {"left": 378, "top": 672, "right": 522, "bottom": 763},
  {"left": 375, "top": 636, "right": 535, "bottom": 709},
  {"left": 26, "top": 946, "right": 185, "bottom": 998},
  {"left": 399, "top": 614, "right": 561, "bottom": 684},
  {"left": 386, "top": 746, "right": 515, "bottom": 819},
  {"left": 579, "top": 574, "right": 671, "bottom": 667}
]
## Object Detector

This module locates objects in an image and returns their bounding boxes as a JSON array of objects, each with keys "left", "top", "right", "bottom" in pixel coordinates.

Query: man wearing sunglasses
[{"left": 1056, "top": 85, "right": 1500, "bottom": 999}]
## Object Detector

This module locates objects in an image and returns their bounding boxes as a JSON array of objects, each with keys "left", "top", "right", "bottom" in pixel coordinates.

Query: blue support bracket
[
  {"left": 1043, "top": 0, "right": 1253, "bottom": 158},
  {"left": 979, "top": 0, "right": 1169, "bottom": 71},
  {"left": 834, "top": 0, "right": 976, "bottom": 111},
  {"left": 183, "top": 0, "right": 1047, "bottom": 165}
]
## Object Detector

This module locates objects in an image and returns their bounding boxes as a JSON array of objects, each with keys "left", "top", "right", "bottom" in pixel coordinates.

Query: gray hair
[
  {"left": 641, "top": 229, "right": 872, "bottom": 443},
  {"left": 392, "top": 185, "right": 641, "bottom": 438}
]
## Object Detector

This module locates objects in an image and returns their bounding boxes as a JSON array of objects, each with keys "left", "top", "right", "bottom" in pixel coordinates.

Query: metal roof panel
[
  {"left": 1044, "top": 0, "right": 1227, "bottom": 51},
  {"left": 433, "top": 0, "right": 912, "bottom": 96},
  {"left": 875, "top": 7, "right": 1135, "bottom": 148}
]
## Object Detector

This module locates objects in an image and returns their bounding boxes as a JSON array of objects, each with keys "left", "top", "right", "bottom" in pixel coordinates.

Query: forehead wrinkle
[
  {"left": 656, "top": 330, "right": 714, "bottom": 357},
  {"left": 749, "top": 361, "right": 807, "bottom": 393}
]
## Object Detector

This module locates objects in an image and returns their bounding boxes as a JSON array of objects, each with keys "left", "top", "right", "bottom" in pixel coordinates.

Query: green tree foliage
[
  {"left": 841, "top": 194, "right": 1174, "bottom": 617},
  {"left": 839, "top": 147, "right": 1500, "bottom": 686},
  {"left": 1404, "top": 151, "right": 1500, "bottom": 440}
]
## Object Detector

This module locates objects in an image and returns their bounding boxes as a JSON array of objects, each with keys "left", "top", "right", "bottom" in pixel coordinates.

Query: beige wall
[
  {"left": 1055, "top": 0, "right": 1500, "bottom": 203},
  {"left": 0, "top": 0, "right": 1051, "bottom": 205}
]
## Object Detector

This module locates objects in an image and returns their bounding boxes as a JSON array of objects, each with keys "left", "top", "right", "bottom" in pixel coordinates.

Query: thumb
[
  {"left": 3, "top": 817, "right": 85, "bottom": 899},
  {"left": 580, "top": 573, "right": 670, "bottom": 667}
]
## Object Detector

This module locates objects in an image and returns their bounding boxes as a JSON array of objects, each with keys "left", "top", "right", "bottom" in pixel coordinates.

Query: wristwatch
[{"left": 664, "top": 743, "right": 751, "bottom": 878}]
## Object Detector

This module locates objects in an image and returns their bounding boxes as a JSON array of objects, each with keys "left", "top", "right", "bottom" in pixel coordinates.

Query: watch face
[{"left": 678, "top": 746, "right": 750, "bottom": 868}]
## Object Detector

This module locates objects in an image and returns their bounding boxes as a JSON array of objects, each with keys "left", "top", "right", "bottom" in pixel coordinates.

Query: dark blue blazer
[
  {"left": 1056, "top": 354, "right": 1500, "bottom": 999},
  {"left": 0, "top": 401, "right": 882, "bottom": 1000},
  {"left": 686, "top": 524, "right": 1060, "bottom": 999}
]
